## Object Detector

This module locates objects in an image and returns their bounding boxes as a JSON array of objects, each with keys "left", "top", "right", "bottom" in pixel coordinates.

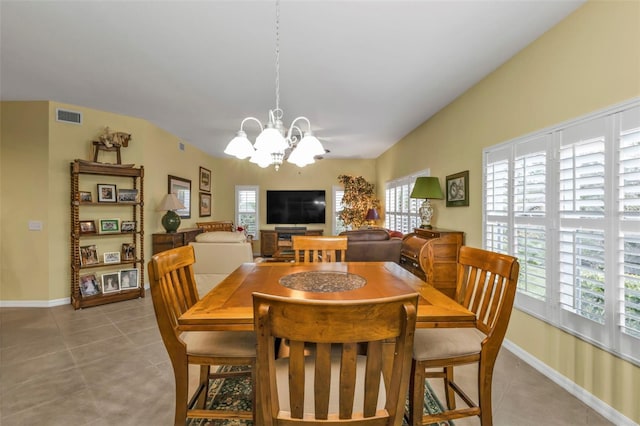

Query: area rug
[{"left": 189, "top": 366, "right": 452, "bottom": 426}]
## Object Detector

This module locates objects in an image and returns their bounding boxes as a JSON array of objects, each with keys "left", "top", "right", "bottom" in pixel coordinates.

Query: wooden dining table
[
  {"left": 178, "top": 261, "right": 475, "bottom": 331},
  {"left": 179, "top": 261, "right": 475, "bottom": 422}
]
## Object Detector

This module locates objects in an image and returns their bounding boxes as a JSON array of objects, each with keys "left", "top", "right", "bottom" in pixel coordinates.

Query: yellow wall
[
  {"left": 1, "top": 102, "right": 50, "bottom": 300},
  {"left": 376, "top": 0, "right": 640, "bottom": 421},
  {"left": 0, "top": 101, "right": 375, "bottom": 301}
]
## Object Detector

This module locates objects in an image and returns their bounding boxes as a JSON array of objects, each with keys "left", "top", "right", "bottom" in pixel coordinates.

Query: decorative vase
[{"left": 162, "top": 210, "right": 181, "bottom": 233}]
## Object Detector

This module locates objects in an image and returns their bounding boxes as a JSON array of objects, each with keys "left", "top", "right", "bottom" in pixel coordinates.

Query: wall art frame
[
  {"left": 445, "top": 170, "right": 469, "bottom": 207},
  {"left": 199, "top": 192, "right": 211, "bottom": 217},
  {"left": 168, "top": 175, "right": 191, "bottom": 219},
  {"left": 199, "top": 166, "right": 211, "bottom": 192}
]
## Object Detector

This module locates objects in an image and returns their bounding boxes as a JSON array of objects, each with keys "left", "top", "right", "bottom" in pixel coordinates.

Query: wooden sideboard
[
  {"left": 260, "top": 228, "right": 323, "bottom": 257},
  {"left": 152, "top": 228, "right": 203, "bottom": 255},
  {"left": 399, "top": 228, "right": 464, "bottom": 298}
]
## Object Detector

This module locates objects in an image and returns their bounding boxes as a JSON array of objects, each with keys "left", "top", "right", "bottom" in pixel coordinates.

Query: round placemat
[{"left": 279, "top": 271, "right": 367, "bottom": 293}]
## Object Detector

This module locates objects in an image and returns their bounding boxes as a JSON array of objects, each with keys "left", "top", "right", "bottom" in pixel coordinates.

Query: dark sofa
[{"left": 338, "top": 229, "right": 402, "bottom": 262}]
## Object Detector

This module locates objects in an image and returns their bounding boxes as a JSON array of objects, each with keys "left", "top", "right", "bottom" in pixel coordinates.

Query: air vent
[{"left": 56, "top": 108, "right": 82, "bottom": 125}]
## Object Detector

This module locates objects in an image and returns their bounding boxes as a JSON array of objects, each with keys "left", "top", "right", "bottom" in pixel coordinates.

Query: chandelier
[{"left": 223, "top": 0, "right": 325, "bottom": 171}]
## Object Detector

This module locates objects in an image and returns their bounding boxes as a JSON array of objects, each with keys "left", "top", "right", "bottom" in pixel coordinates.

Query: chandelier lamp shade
[
  {"left": 410, "top": 177, "right": 444, "bottom": 229},
  {"left": 224, "top": 0, "right": 325, "bottom": 171}
]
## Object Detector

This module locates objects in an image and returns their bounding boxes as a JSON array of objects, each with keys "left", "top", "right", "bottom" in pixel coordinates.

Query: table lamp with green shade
[
  {"left": 157, "top": 193, "right": 185, "bottom": 233},
  {"left": 409, "top": 177, "right": 443, "bottom": 229}
]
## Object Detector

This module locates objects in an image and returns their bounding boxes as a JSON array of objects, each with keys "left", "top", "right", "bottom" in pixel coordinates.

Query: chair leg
[
  {"left": 478, "top": 361, "right": 494, "bottom": 426},
  {"left": 408, "top": 360, "right": 426, "bottom": 426},
  {"left": 444, "top": 366, "right": 456, "bottom": 410},
  {"left": 196, "top": 365, "right": 210, "bottom": 409},
  {"left": 173, "top": 362, "right": 189, "bottom": 426}
]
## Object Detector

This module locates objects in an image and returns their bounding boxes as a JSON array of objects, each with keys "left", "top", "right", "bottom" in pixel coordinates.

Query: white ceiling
[{"left": 1, "top": 0, "right": 585, "bottom": 160}]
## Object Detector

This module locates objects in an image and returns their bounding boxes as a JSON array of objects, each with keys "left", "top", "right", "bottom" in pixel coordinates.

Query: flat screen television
[{"left": 266, "top": 190, "right": 326, "bottom": 224}]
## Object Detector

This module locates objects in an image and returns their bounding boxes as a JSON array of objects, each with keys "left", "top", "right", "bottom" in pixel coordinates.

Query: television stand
[{"left": 260, "top": 228, "right": 323, "bottom": 257}]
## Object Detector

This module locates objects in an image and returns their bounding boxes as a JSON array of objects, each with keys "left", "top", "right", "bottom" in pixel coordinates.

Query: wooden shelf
[{"left": 70, "top": 160, "right": 145, "bottom": 309}]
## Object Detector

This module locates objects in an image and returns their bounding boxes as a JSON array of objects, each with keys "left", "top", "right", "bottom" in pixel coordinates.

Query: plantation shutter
[
  {"left": 236, "top": 186, "right": 258, "bottom": 238},
  {"left": 619, "top": 106, "right": 640, "bottom": 346},
  {"left": 513, "top": 136, "right": 549, "bottom": 303},
  {"left": 484, "top": 147, "right": 511, "bottom": 255}
]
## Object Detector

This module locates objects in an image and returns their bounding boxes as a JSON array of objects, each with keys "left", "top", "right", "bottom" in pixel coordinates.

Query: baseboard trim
[
  {"left": 503, "top": 339, "right": 637, "bottom": 426},
  {"left": 0, "top": 284, "right": 150, "bottom": 308},
  {"left": 0, "top": 297, "right": 69, "bottom": 308}
]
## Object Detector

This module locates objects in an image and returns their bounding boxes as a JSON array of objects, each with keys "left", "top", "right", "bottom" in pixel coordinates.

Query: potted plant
[{"left": 338, "top": 174, "right": 380, "bottom": 229}]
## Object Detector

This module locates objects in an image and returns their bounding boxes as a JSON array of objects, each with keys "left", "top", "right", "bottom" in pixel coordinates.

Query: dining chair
[
  {"left": 148, "top": 245, "right": 256, "bottom": 426},
  {"left": 253, "top": 292, "right": 418, "bottom": 425},
  {"left": 291, "top": 235, "right": 348, "bottom": 262},
  {"left": 407, "top": 246, "right": 519, "bottom": 426}
]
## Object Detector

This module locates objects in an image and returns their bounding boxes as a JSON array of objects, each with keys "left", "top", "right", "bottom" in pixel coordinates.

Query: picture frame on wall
[
  {"left": 446, "top": 170, "right": 469, "bottom": 207},
  {"left": 97, "top": 184, "right": 117, "bottom": 202},
  {"left": 168, "top": 175, "right": 191, "bottom": 219},
  {"left": 199, "top": 167, "right": 211, "bottom": 192},
  {"left": 199, "top": 192, "right": 211, "bottom": 217}
]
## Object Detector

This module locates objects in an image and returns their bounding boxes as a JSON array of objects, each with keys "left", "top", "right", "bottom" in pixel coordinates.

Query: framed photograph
[
  {"left": 446, "top": 170, "right": 469, "bottom": 207},
  {"left": 199, "top": 167, "right": 211, "bottom": 192},
  {"left": 168, "top": 175, "right": 191, "bottom": 219},
  {"left": 79, "top": 220, "right": 97, "bottom": 234},
  {"left": 120, "top": 221, "right": 136, "bottom": 233},
  {"left": 119, "top": 269, "right": 139, "bottom": 290},
  {"left": 79, "top": 273, "right": 101, "bottom": 297},
  {"left": 97, "top": 184, "right": 117, "bottom": 203},
  {"left": 79, "top": 244, "right": 99, "bottom": 266},
  {"left": 100, "top": 219, "right": 119, "bottom": 233},
  {"left": 103, "top": 251, "right": 121, "bottom": 264},
  {"left": 79, "top": 191, "right": 92, "bottom": 203},
  {"left": 199, "top": 192, "right": 211, "bottom": 217},
  {"left": 117, "top": 188, "right": 138, "bottom": 203},
  {"left": 121, "top": 243, "right": 136, "bottom": 261},
  {"left": 101, "top": 272, "right": 120, "bottom": 293}
]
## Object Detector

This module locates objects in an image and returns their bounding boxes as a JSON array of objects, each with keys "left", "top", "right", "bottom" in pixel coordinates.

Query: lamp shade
[
  {"left": 224, "top": 131, "right": 255, "bottom": 159},
  {"left": 157, "top": 193, "right": 185, "bottom": 211},
  {"left": 365, "top": 208, "right": 380, "bottom": 221},
  {"left": 410, "top": 177, "right": 443, "bottom": 200}
]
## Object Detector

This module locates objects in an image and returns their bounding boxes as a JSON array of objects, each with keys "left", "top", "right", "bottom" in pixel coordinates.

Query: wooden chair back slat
[
  {"left": 292, "top": 236, "right": 348, "bottom": 263},
  {"left": 254, "top": 293, "right": 418, "bottom": 425},
  {"left": 456, "top": 246, "right": 520, "bottom": 337}
]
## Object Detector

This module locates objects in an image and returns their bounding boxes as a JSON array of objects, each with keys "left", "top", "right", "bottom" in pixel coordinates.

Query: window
[
  {"left": 384, "top": 170, "right": 429, "bottom": 234},
  {"left": 235, "top": 185, "right": 258, "bottom": 239},
  {"left": 332, "top": 186, "right": 347, "bottom": 235},
  {"left": 483, "top": 100, "right": 640, "bottom": 364}
]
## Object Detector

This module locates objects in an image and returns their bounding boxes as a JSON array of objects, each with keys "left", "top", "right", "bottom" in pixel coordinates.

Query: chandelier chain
[{"left": 275, "top": 0, "right": 280, "bottom": 113}]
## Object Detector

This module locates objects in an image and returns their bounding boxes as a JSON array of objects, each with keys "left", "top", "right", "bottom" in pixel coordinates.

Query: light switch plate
[{"left": 28, "top": 221, "right": 43, "bottom": 231}]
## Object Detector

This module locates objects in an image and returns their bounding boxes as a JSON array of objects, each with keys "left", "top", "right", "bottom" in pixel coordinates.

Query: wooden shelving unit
[{"left": 70, "top": 160, "right": 145, "bottom": 309}]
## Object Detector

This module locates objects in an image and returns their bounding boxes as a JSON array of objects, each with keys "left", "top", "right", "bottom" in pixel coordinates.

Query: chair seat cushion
[
  {"left": 413, "top": 327, "right": 486, "bottom": 361},
  {"left": 274, "top": 354, "right": 386, "bottom": 416},
  {"left": 182, "top": 331, "right": 256, "bottom": 357}
]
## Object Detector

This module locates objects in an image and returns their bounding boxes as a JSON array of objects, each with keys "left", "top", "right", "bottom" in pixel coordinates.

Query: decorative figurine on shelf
[{"left": 92, "top": 126, "right": 132, "bottom": 164}]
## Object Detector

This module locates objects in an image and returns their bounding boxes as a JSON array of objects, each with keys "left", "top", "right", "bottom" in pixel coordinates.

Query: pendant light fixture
[{"left": 224, "top": 0, "right": 325, "bottom": 171}]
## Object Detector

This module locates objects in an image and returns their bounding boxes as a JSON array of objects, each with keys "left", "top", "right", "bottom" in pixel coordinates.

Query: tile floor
[{"left": 0, "top": 291, "right": 613, "bottom": 426}]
